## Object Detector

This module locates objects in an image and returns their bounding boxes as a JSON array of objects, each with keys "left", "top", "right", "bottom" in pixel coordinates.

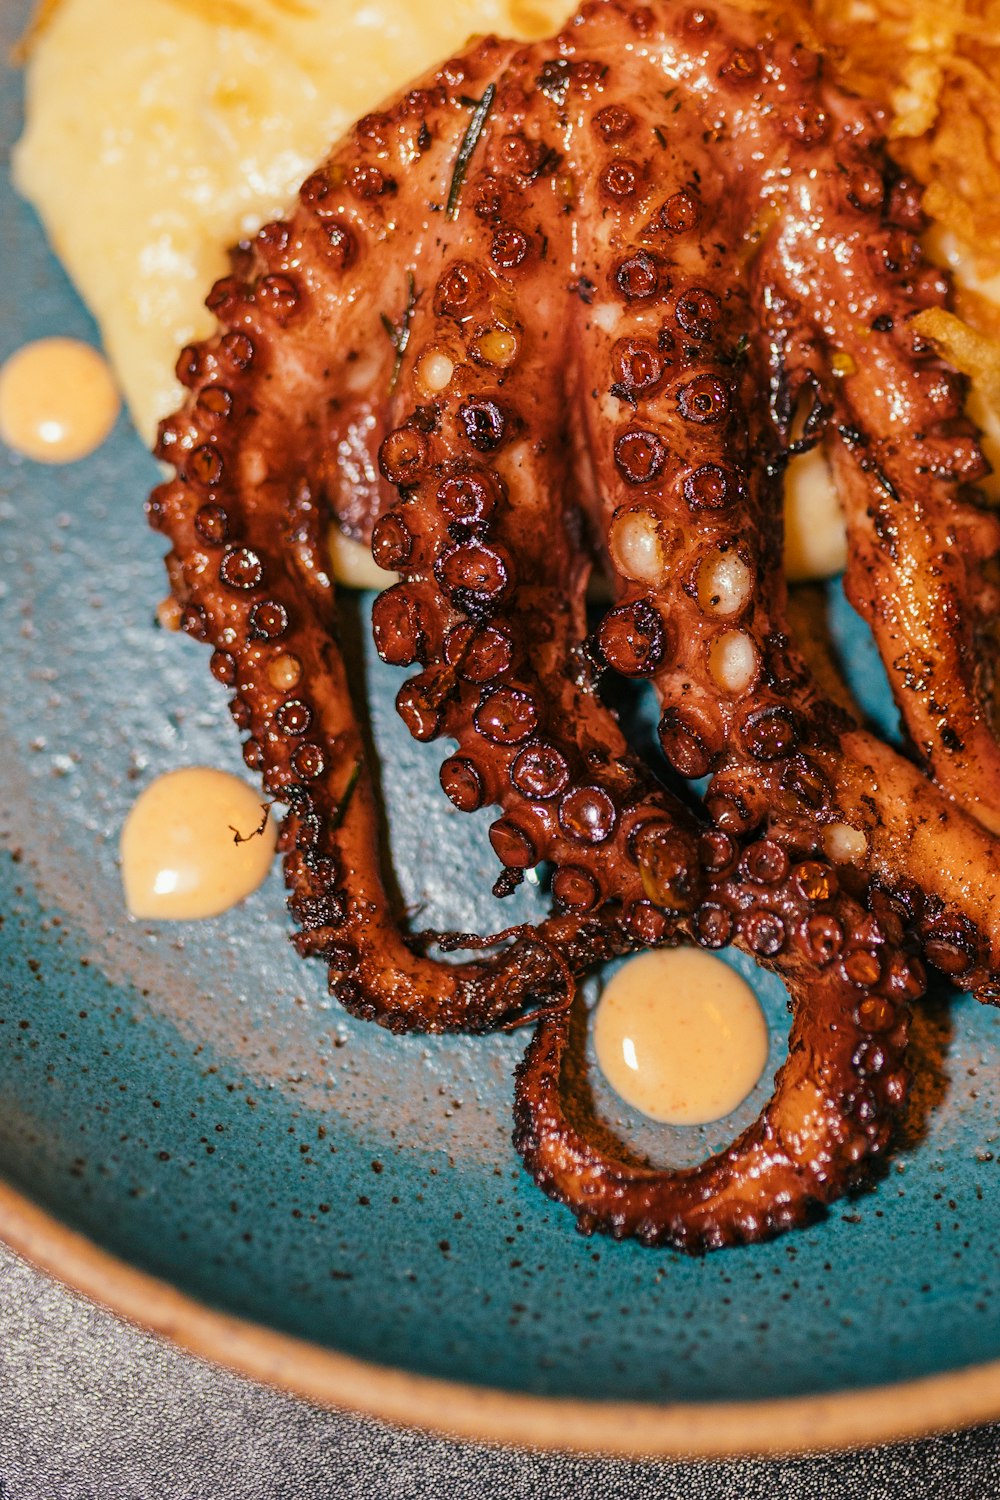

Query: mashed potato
[{"left": 11, "top": 0, "right": 1000, "bottom": 585}]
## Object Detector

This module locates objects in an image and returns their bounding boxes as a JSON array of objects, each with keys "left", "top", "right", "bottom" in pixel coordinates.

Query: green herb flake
[
  {"left": 446, "top": 82, "right": 496, "bottom": 221},
  {"left": 331, "top": 758, "right": 363, "bottom": 831},
  {"left": 381, "top": 272, "right": 417, "bottom": 395}
]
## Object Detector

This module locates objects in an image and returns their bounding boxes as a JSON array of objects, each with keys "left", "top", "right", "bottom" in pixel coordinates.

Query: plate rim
[{"left": 0, "top": 1172, "right": 996, "bottom": 1457}]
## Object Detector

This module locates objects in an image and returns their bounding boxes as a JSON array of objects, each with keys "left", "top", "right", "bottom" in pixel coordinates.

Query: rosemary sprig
[
  {"left": 331, "top": 758, "right": 363, "bottom": 831},
  {"left": 381, "top": 271, "right": 417, "bottom": 396},
  {"left": 446, "top": 82, "right": 496, "bottom": 221}
]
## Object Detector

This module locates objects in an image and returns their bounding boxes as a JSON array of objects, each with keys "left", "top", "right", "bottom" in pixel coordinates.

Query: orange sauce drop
[
  {"left": 121, "top": 768, "right": 277, "bottom": 920},
  {"left": 327, "top": 525, "right": 398, "bottom": 589},
  {"left": 0, "top": 337, "right": 119, "bottom": 462},
  {"left": 593, "top": 949, "right": 770, "bottom": 1125}
]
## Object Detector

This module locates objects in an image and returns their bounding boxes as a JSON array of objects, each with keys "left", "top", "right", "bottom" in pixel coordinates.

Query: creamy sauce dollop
[
  {"left": 593, "top": 948, "right": 770, "bottom": 1126},
  {"left": 121, "top": 767, "right": 278, "bottom": 920},
  {"left": 0, "top": 337, "right": 118, "bottom": 463}
]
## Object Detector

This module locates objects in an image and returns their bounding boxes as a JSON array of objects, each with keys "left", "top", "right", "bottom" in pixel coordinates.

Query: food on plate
[
  {"left": 0, "top": 337, "right": 118, "bottom": 463},
  {"left": 143, "top": 0, "right": 1000, "bottom": 1253},
  {"left": 120, "top": 766, "right": 277, "bottom": 920},
  {"left": 591, "top": 948, "right": 770, "bottom": 1125},
  {"left": 11, "top": 0, "right": 575, "bottom": 585},
  {"left": 14, "top": 0, "right": 903, "bottom": 582}
]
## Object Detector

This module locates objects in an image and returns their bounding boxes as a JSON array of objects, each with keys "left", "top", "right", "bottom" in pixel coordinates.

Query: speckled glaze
[{"left": 5, "top": 6, "right": 1000, "bottom": 1453}]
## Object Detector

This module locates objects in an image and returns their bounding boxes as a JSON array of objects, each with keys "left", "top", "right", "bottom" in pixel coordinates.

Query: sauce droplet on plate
[
  {"left": 121, "top": 767, "right": 277, "bottom": 920},
  {"left": 0, "top": 337, "right": 119, "bottom": 462},
  {"left": 593, "top": 948, "right": 769, "bottom": 1125}
]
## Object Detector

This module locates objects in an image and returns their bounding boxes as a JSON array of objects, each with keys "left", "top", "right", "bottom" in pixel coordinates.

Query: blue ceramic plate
[{"left": 4, "top": 6, "right": 1000, "bottom": 1457}]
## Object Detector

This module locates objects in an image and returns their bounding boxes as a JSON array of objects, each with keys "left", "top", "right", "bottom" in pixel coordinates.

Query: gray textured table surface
[{"left": 0, "top": 1241, "right": 997, "bottom": 1498}]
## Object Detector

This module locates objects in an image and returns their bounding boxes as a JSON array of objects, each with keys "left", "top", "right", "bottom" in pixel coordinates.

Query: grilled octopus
[{"left": 148, "top": 0, "right": 1000, "bottom": 1251}]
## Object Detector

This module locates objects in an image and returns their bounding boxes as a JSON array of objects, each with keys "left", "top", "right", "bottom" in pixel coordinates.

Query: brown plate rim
[{"left": 0, "top": 1173, "right": 995, "bottom": 1457}]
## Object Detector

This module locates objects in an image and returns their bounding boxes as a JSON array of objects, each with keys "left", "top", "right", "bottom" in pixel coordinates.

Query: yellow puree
[
  {"left": 0, "top": 337, "right": 118, "bottom": 463},
  {"left": 121, "top": 767, "right": 278, "bottom": 919},
  {"left": 593, "top": 949, "right": 770, "bottom": 1125}
]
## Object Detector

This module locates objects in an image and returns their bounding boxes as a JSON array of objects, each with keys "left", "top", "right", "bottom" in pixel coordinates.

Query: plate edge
[{"left": 0, "top": 1175, "right": 995, "bottom": 1457}]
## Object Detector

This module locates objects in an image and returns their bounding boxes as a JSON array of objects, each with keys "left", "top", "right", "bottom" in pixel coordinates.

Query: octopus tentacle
[
  {"left": 514, "top": 860, "right": 923, "bottom": 1253},
  {"left": 148, "top": 41, "right": 625, "bottom": 1033},
  {"left": 751, "top": 123, "right": 1000, "bottom": 968},
  {"left": 370, "top": 55, "right": 704, "bottom": 939},
  {"left": 563, "top": 12, "right": 1000, "bottom": 987},
  {"left": 767, "top": 172, "right": 1000, "bottom": 834},
  {"left": 150, "top": 430, "right": 614, "bottom": 1032}
]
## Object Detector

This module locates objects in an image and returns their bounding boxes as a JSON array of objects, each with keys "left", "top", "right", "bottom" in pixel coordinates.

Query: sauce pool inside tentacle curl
[{"left": 593, "top": 949, "right": 770, "bottom": 1126}]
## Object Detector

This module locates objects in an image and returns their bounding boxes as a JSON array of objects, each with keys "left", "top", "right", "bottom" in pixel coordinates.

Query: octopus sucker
[{"left": 151, "top": 0, "right": 1000, "bottom": 1249}]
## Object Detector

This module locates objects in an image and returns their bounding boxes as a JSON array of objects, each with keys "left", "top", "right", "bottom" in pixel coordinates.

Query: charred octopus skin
[
  {"left": 149, "top": 0, "right": 999, "bottom": 1250},
  {"left": 514, "top": 857, "right": 921, "bottom": 1253},
  {"left": 565, "top": 3, "right": 1000, "bottom": 989},
  {"left": 149, "top": 27, "right": 703, "bottom": 1034}
]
